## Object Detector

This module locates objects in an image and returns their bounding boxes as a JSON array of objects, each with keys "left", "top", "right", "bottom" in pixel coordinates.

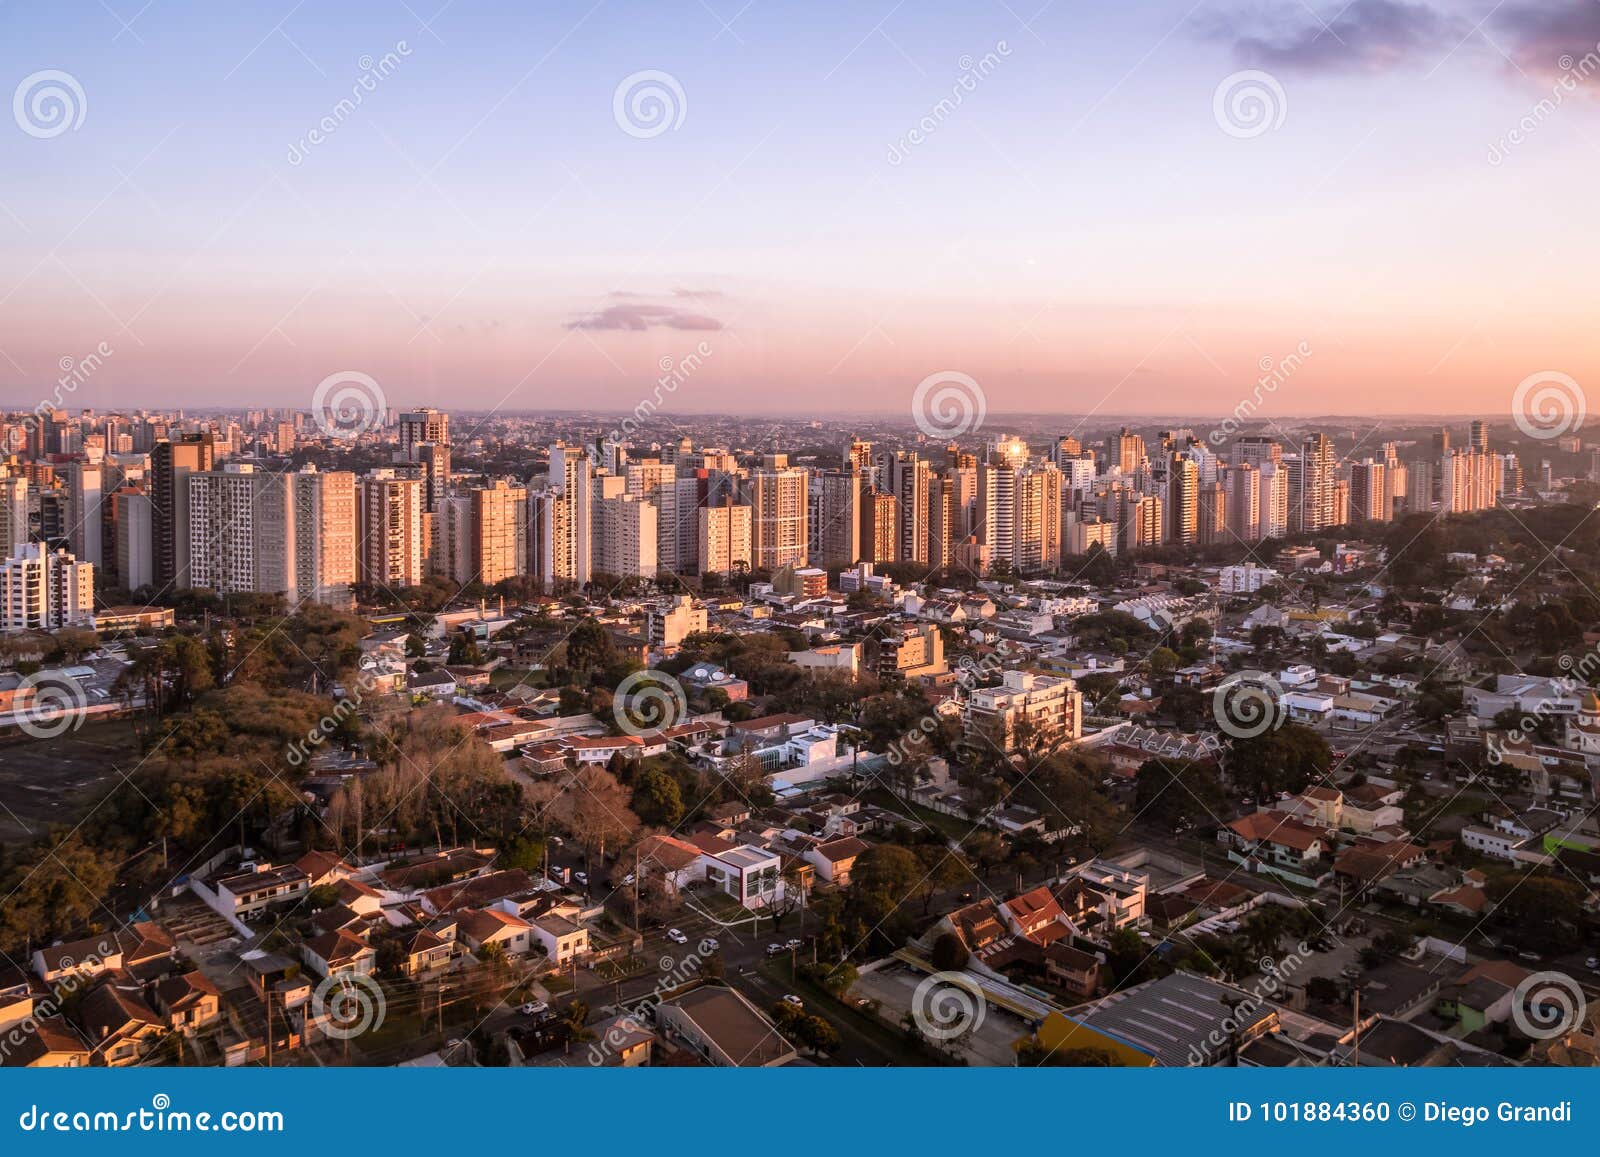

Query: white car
[
  {"left": 703, "top": 937, "right": 720, "bottom": 951},
  {"left": 781, "top": 994, "right": 804, "bottom": 1009},
  {"left": 1587, "top": 957, "right": 1599, "bottom": 971},
  {"left": 785, "top": 938, "right": 802, "bottom": 950},
  {"left": 519, "top": 1001, "right": 549, "bottom": 1016},
  {"left": 573, "top": 871, "right": 588, "bottom": 886},
  {"left": 765, "top": 943, "right": 785, "bottom": 956},
  {"left": 666, "top": 928, "right": 688, "bottom": 944}
]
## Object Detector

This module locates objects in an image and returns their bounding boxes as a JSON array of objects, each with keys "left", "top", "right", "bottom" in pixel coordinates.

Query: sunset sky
[{"left": 2, "top": 0, "right": 1597, "bottom": 420}]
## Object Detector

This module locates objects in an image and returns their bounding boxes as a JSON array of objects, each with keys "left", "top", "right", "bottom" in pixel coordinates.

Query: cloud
[
  {"left": 1209, "top": 0, "right": 1459, "bottom": 73},
  {"left": 567, "top": 302, "right": 724, "bottom": 332},
  {"left": 1495, "top": 1, "right": 1600, "bottom": 82}
]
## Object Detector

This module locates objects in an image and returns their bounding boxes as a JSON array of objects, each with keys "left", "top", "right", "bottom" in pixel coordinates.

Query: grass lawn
[{"left": 861, "top": 788, "right": 973, "bottom": 841}]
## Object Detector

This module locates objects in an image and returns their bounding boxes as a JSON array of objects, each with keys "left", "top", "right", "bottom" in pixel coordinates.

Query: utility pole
[{"left": 1351, "top": 986, "right": 1362, "bottom": 1067}]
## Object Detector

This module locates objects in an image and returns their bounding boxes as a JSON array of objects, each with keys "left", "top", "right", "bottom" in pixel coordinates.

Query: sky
[{"left": 1, "top": 0, "right": 1598, "bottom": 423}]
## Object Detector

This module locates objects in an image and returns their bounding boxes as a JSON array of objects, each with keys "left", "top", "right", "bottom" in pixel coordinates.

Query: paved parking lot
[{"left": 850, "top": 960, "right": 1031, "bottom": 1067}]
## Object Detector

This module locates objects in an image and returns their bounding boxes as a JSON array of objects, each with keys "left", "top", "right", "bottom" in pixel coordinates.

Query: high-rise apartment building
[
  {"left": 1348, "top": 458, "right": 1389, "bottom": 523},
  {"left": 698, "top": 500, "right": 752, "bottom": 576},
  {"left": 469, "top": 479, "right": 529, "bottom": 585},
  {"left": 293, "top": 468, "right": 357, "bottom": 605},
  {"left": 187, "top": 464, "right": 296, "bottom": 599},
  {"left": 358, "top": 470, "right": 425, "bottom": 589},
  {"left": 745, "top": 464, "right": 808, "bottom": 570},
  {"left": 811, "top": 469, "right": 863, "bottom": 569},
  {"left": 152, "top": 434, "right": 214, "bottom": 590},
  {"left": 0, "top": 544, "right": 94, "bottom": 631},
  {"left": 1167, "top": 454, "right": 1198, "bottom": 546}
]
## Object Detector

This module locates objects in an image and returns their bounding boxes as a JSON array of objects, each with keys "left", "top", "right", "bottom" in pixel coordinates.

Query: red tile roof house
[
  {"left": 1219, "top": 811, "right": 1330, "bottom": 886},
  {"left": 803, "top": 836, "right": 869, "bottom": 886},
  {"left": 301, "top": 929, "right": 377, "bottom": 980},
  {"left": 457, "top": 908, "right": 536, "bottom": 959},
  {"left": 152, "top": 970, "right": 223, "bottom": 1034},
  {"left": 77, "top": 981, "right": 168, "bottom": 1067}
]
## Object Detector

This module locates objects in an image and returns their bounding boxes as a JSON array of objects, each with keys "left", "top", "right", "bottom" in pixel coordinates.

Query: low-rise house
[
  {"left": 152, "top": 971, "right": 222, "bottom": 1034},
  {"left": 1, "top": 1015, "right": 91, "bottom": 1068},
  {"left": 458, "top": 908, "right": 535, "bottom": 959},
  {"left": 397, "top": 928, "right": 453, "bottom": 977},
  {"left": 1220, "top": 812, "right": 1327, "bottom": 884},
  {"left": 530, "top": 916, "right": 589, "bottom": 964},
  {"left": 805, "top": 836, "right": 868, "bottom": 886},
  {"left": 301, "top": 929, "right": 376, "bottom": 979},
  {"left": 214, "top": 862, "right": 310, "bottom": 919},
  {"left": 655, "top": 985, "right": 796, "bottom": 1067},
  {"left": 77, "top": 981, "right": 167, "bottom": 1067}
]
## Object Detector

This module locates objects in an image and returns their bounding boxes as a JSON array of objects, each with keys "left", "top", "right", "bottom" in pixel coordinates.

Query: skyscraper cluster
[{"left": 0, "top": 407, "right": 1526, "bottom": 621}]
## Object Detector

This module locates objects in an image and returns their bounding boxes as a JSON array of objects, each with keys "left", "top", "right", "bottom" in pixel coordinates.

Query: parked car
[
  {"left": 1586, "top": 956, "right": 1598, "bottom": 971},
  {"left": 666, "top": 928, "right": 688, "bottom": 944},
  {"left": 573, "top": 871, "right": 588, "bottom": 886},
  {"left": 519, "top": 1001, "right": 549, "bottom": 1016},
  {"left": 702, "top": 937, "right": 719, "bottom": 951},
  {"left": 781, "top": 994, "right": 804, "bottom": 1009},
  {"left": 765, "top": 943, "right": 785, "bottom": 956},
  {"left": 785, "top": 938, "right": 802, "bottom": 950}
]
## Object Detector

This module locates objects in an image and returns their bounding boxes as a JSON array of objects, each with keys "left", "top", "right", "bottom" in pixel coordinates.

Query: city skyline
[{"left": 4, "top": 1, "right": 1599, "bottom": 420}]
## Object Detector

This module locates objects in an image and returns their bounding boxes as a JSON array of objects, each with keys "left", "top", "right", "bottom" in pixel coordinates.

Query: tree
[
  {"left": 1487, "top": 874, "right": 1587, "bottom": 954},
  {"left": 795, "top": 1014, "right": 841, "bottom": 1055},
  {"left": 930, "top": 932, "right": 970, "bottom": 971},
  {"left": 1134, "top": 758, "right": 1225, "bottom": 829},
  {"left": 631, "top": 767, "right": 685, "bottom": 828},
  {"left": 527, "top": 766, "right": 641, "bottom": 876}
]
